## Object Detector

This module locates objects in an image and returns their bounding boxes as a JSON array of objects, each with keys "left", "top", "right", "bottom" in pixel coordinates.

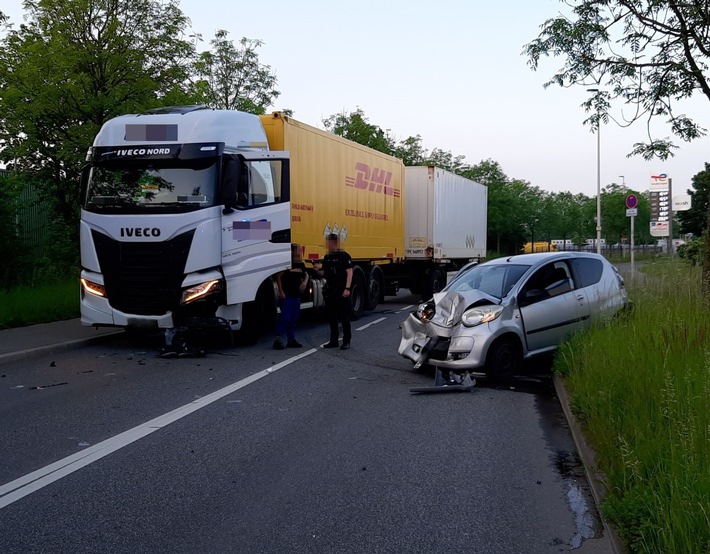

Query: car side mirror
[{"left": 519, "top": 289, "right": 544, "bottom": 307}]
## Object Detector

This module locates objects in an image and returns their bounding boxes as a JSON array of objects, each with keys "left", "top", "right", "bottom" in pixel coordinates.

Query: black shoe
[
  {"left": 286, "top": 339, "right": 302, "bottom": 348},
  {"left": 323, "top": 341, "right": 339, "bottom": 349},
  {"left": 340, "top": 342, "right": 351, "bottom": 350},
  {"left": 273, "top": 338, "right": 285, "bottom": 350}
]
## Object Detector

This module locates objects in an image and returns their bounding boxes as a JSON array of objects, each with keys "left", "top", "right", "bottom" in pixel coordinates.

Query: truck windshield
[{"left": 84, "top": 159, "right": 218, "bottom": 213}]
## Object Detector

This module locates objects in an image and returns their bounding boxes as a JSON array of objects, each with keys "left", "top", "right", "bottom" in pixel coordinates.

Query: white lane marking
[
  {"left": 355, "top": 317, "right": 387, "bottom": 331},
  {"left": 396, "top": 304, "right": 414, "bottom": 314},
  {"left": 0, "top": 348, "right": 318, "bottom": 510}
]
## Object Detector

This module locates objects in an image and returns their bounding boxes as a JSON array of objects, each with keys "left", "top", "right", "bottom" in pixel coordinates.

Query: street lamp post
[{"left": 588, "top": 88, "right": 603, "bottom": 255}]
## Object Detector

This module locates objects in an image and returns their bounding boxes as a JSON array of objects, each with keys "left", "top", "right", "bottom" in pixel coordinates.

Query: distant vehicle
[
  {"left": 522, "top": 241, "right": 557, "bottom": 253},
  {"left": 398, "top": 252, "right": 630, "bottom": 381}
]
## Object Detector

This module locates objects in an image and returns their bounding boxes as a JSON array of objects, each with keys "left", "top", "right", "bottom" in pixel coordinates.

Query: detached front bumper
[{"left": 398, "top": 314, "right": 488, "bottom": 371}]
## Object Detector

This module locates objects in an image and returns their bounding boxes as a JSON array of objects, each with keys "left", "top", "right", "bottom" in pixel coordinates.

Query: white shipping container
[{"left": 404, "top": 166, "right": 487, "bottom": 261}]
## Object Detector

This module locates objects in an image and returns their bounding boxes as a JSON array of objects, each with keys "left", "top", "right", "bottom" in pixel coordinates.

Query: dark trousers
[
  {"left": 325, "top": 294, "right": 351, "bottom": 344},
  {"left": 276, "top": 296, "right": 301, "bottom": 341}
]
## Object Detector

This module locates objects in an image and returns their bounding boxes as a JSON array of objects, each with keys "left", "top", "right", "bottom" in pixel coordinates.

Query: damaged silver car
[{"left": 398, "top": 252, "right": 629, "bottom": 381}]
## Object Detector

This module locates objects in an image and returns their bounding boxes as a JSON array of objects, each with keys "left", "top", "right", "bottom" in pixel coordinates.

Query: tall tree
[
  {"left": 677, "top": 163, "right": 710, "bottom": 236},
  {"left": 323, "top": 109, "right": 393, "bottom": 154},
  {"left": 193, "top": 31, "right": 279, "bottom": 113},
  {"left": 0, "top": 0, "right": 196, "bottom": 222},
  {"left": 525, "top": 0, "right": 710, "bottom": 293}
]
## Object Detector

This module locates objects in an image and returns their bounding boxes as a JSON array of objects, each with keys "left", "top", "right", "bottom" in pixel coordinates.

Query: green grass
[
  {"left": 554, "top": 261, "right": 710, "bottom": 553},
  {"left": 0, "top": 280, "right": 79, "bottom": 329}
]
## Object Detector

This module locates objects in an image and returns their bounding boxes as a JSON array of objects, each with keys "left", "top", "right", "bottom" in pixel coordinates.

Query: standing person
[
  {"left": 273, "top": 244, "right": 309, "bottom": 350},
  {"left": 315, "top": 233, "right": 353, "bottom": 350}
]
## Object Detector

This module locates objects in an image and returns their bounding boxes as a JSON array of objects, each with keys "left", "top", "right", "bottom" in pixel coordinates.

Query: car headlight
[
  {"left": 461, "top": 305, "right": 504, "bottom": 327},
  {"left": 181, "top": 279, "right": 222, "bottom": 304},
  {"left": 81, "top": 278, "right": 105, "bottom": 297},
  {"left": 416, "top": 302, "right": 435, "bottom": 321}
]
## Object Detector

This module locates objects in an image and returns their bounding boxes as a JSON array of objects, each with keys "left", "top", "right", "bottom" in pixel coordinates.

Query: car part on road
[{"left": 410, "top": 368, "right": 476, "bottom": 394}]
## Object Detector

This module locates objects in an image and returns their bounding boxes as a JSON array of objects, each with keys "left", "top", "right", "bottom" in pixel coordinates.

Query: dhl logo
[{"left": 345, "top": 162, "right": 400, "bottom": 197}]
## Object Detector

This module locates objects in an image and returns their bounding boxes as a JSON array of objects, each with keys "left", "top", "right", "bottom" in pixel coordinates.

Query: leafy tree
[
  {"left": 0, "top": 0, "right": 196, "bottom": 225},
  {"left": 525, "top": 1, "right": 710, "bottom": 160},
  {"left": 323, "top": 109, "right": 393, "bottom": 154},
  {"left": 193, "top": 31, "right": 279, "bottom": 113},
  {"left": 677, "top": 163, "right": 710, "bottom": 236},
  {"left": 526, "top": 0, "right": 710, "bottom": 295},
  {"left": 390, "top": 135, "right": 427, "bottom": 166}
]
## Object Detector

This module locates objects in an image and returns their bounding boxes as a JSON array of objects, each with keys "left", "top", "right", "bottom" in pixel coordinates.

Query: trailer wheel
[
  {"left": 349, "top": 270, "right": 366, "bottom": 320},
  {"left": 237, "top": 281, "right": 276, "bottom": 345},
  {"left": 365, "top": 266, "right": 384, "bottom": 311},
  {"left": 421, "top": 268, "right": 446, "bottom": 301}
]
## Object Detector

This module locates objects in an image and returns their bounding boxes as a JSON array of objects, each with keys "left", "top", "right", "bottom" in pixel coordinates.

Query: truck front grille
[{"left": 91, "top": 230, "right": 195, "bottom": 316}]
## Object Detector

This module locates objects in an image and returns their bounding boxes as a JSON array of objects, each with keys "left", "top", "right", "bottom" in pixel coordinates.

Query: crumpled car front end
[{"left": 398, "top": 290, "right": 510, "bottom": 372}]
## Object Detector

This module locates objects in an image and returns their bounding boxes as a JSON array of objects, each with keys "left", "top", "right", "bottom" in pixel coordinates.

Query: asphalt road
[{"left": 0, "top": 292, "right": 612, "bottom": 553}]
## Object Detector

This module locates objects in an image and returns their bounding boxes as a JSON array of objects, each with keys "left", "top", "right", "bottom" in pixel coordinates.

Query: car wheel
[{"left": 485, "top": 337, "right": 521, "bottom": 382}]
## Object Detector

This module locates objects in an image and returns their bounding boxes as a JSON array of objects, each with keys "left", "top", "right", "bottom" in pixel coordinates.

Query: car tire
[{"left": 485, "top": 337, "right": 521, "bottom": 382}]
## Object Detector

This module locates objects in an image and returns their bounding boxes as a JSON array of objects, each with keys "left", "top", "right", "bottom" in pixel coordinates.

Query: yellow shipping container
[{"left": 260, "top": 113, "right": 405, "bottom": 262}]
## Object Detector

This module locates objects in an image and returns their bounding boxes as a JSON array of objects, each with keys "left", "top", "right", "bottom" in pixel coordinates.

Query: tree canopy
[{"left": 525, "top": 0, "right": 710, "bottom": 160}]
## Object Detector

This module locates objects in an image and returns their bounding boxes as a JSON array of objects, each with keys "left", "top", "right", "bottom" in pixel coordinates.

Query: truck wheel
[
  {"left": 421, "top": 268, "right": 445, "bottom": 301},
  {"left": 237, "top": 282, "right": 276, "bottom": 345},
  {"left": 485, "top": 337, "right": 521, "bottom": 382},
  {"left": 349, "top": 270, "right": 365, "bottom": 320},
  {"left": 365, "top": 267, "right": 383, "bottom": 311}
]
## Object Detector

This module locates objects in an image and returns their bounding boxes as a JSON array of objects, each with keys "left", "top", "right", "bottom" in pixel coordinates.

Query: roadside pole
[
  {"left": 667, "top": 178, "right": 674, "bottom": 259},
  {"left": 626, "top": 194, "right": 639, "bottom": 281}
]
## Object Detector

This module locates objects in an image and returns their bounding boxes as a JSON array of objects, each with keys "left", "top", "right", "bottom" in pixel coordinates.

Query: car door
[{"left": 517, "top": 260, "right": 587, "bottom": 353}]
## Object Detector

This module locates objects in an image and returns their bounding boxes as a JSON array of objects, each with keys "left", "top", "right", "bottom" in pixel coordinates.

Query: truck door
[
  {"left": 220, "top": 151, "right": 291, "bottom": 305},
  {"left": 517, "top": 260, "right": 586, "bottom": 353}
]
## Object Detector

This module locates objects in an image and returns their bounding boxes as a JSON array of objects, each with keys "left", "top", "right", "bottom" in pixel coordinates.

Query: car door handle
[{"left": 576, "top": 295, "right": 585, "bottom": 301}]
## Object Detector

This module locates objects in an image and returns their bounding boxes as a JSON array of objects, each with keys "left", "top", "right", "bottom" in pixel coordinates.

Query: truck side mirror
[{"left": 221, "top": 157, "right": 239, "bottom": 214}]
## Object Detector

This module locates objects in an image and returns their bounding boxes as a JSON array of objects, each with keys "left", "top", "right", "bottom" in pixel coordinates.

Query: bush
[{"left": 677, "top": 236, "right": 704, "bottom": 266}]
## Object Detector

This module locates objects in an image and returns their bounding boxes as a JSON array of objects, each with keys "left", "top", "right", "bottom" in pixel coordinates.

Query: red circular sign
[{"left": 626, "top": 194, "right": 638, "bottom": 209}]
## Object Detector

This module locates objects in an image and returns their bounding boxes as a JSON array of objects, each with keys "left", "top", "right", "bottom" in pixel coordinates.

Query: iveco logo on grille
[{"left": 120, "top": 227, "right": 161, "bottom": 238}]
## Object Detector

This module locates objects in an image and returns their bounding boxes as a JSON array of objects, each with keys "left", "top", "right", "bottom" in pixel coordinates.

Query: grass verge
[
  {"left": 0, "top": 280, "right": 79, "bottom": 329},
  {"left": 554, "top": 260, "right": 710, "bottom": 554}
]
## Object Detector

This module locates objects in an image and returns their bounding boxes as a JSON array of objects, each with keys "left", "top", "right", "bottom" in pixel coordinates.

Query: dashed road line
[
  {"left": 355, "top": 317, "right": 387, "bottom": 331},
  {"left": 0, "top": 348, "right": 318, "bottom": 510}
]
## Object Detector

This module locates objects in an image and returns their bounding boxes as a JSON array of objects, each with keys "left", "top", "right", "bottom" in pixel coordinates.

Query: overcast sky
[{"left": 2, "top": 0, "right": 708, "bottom": 196}]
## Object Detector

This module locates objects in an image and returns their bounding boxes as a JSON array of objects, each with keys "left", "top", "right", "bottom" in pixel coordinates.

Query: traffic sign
[
  {"left": 625, "top": 194, "right": 638, "bottom": 209},
  {"left": 626, "top": 208, "right": 638, "bottom": 217}
]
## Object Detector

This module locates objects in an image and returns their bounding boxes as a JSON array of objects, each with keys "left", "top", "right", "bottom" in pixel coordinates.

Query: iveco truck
[{"left": 79, "top": 107, "right": 486, "bottom": 341}]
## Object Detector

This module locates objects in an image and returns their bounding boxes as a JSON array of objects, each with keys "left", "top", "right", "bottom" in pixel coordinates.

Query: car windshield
[
  {"left": 84, "top": 159, "right": 218, "bottom": 212},
  {"left": 445, "top": 263, "right": 531, "bottom": 299}
]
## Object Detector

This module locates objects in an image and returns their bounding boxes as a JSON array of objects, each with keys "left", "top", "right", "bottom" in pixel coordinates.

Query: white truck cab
[{"left": 80, "top": 106, "right": 290, "bottom": 341}]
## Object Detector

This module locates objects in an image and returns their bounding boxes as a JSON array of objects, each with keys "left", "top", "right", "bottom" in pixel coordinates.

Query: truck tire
[
  {"left": 349, "top": 269, "right": 366, "bottom": 320},
  {"left": 365, "top": 266, "right": 384, "bottom": 311},
  {"left": 421, "top": 268, "right": 445, "bottom": 301},
  {"left": 237, "top": 281, "right": 277, "bottom": 345}
]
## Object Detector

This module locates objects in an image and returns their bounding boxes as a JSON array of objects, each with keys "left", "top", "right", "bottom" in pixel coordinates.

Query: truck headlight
[
  {"left": 81, "top": 278, "right": 105, "bottom": 297},
  {"left": 181, "top": 280, "right": 222, "bottom": 304},
  {"left": 461, "top": 305, "right": 504, "bottom": 327}
]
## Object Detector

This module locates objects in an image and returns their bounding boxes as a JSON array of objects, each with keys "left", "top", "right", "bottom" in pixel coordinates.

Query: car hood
[{"left": 430, "top": 289, "right": 501, "bottom": 328}]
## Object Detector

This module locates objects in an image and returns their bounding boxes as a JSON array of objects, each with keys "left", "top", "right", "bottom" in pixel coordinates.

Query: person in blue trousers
[{"left": 273, "top": 244, "right": 309, "bottom": 349}]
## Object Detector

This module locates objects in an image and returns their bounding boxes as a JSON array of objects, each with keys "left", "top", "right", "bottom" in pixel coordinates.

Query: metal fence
[{"left": 0, "top": 172, "right": 51, "bottom": 258}]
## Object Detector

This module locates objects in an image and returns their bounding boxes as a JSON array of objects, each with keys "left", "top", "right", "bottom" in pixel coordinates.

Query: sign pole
[
  {"left": 630, "top": 214, "right": 635, "bottom": 278},
  {"left": 667, "top": 178, "right": 673, "bottom": 258}
]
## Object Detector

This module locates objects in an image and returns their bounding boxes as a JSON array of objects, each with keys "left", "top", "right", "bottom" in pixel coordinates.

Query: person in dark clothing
[
  {"left": 315, "top": 233, "right": 353, "bottom": 350},
  {"left": 273, "top": 244, "right": 309, "bottom": 350}
]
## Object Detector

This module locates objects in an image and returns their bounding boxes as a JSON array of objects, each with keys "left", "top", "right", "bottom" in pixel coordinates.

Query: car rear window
[{"left": 571, "top": 258, "right": 604, "bottom": 287}]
